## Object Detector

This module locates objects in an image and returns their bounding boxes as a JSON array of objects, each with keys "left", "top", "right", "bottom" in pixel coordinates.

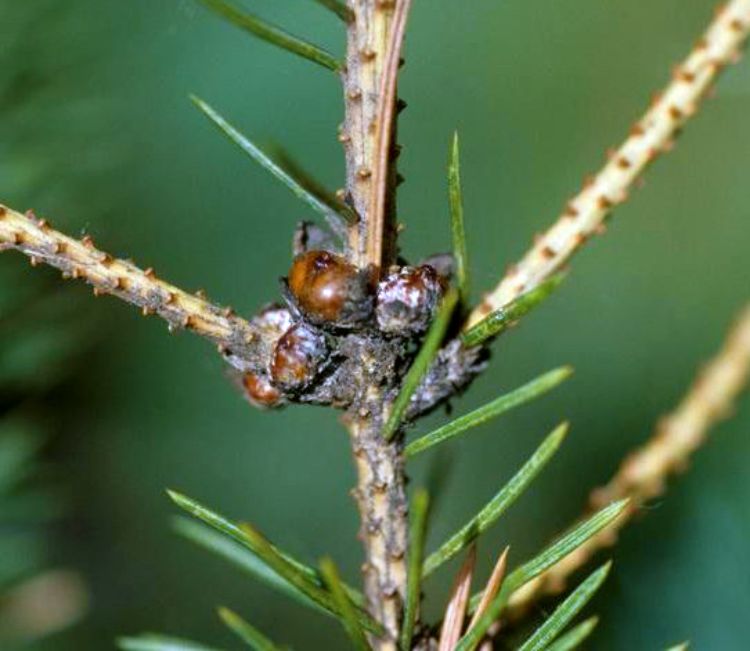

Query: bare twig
[
  {"left": 467, "top": 0, "right": 750, "bottom": 327},
  {"left": 347, "top": 414, "right": 409, "bottom": 650},
  {"left": 506, "top": 304, "right": 750, "bottom": 617},
  {"left": 0, "top": 204, "right": 269, "bottom": 368},
  {"left": 367, "top": 0, "right": 412, "bottom": 273},
  {"left": 342, "top": 0, "right": 406, "bottom": 270}
]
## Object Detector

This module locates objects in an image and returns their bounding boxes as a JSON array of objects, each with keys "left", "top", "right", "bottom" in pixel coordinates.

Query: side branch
[
  {"left": 0, "top": 204, "right": 268, "bottom": 368},
  {"left": 467, "top": 0, "right": 750, "bottom": 327},
  {"left": 507, "top": 303, "right": 750, "bottom": 617}
]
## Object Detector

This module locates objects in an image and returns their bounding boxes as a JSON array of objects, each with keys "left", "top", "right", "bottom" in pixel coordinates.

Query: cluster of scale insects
[{"left": 237, "top": 224, "right": 454, "bottom": 411}]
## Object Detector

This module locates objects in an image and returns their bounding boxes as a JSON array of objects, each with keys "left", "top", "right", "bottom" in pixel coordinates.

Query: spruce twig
[
  {"left": 466, "top": 1, "right": 750, "bottom": 327},
  {"left": 339, "top": 5, "right": 419, "bottom": 642},
  {"left": 0, "top": 205, "right": 266, "bottom": 368},
  {"left": 366, "top": 0, "right": 413, "bottom": 272},
  {"left": 4, "top": 2, "right": 750, "bottom": 649}
]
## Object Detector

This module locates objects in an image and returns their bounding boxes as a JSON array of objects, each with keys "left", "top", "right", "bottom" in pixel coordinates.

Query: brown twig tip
[
  {"left": 0, "top": 203, "right": 268, "bottom": 369},
  {"left": 466, "top": 0, "right": 750, "bottom": 328},
  {"left": 506, "top": 303, "right": 750, "bottom": 617}
]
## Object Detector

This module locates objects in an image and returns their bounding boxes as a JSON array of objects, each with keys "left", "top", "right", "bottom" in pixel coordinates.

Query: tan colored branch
[
  {"left": 467, "top": 0, "right": 750, "bottom": 327},
  {"left": 507, "top": 304, "right": 750, "bottom": 617},
  {"left": 348, "top": 415, "right": 409, "bottom": 649},
  {"left": 342, "top": 0, "right": 402, "bottom": 270},
  {"left": 0, "top": 204, "right": 268, "bottom": 368},
  {"left": 367, "top": 0, "right": 412, "bottom": 273},
  {"left": 340, "top": 4, "right": 414, "bottom": 647}
]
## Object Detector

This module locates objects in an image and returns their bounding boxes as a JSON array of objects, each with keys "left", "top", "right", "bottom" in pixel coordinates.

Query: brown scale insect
[
  {"left": 270, "top": 322, "right": 328, "bottom": 392},
  {"left": 287, "top": 250, "right": 373, "bottom": 328},
  {"left": 241, "top": 372, "right": 284, "bottom": 409},
  {"left": 375, "top": 264, "right": 444, "bottom": 335}
]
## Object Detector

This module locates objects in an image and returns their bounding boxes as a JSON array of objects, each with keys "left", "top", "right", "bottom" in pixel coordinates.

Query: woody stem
[{"left": 341, "top": 0, "right": 412, "bottom": 647}]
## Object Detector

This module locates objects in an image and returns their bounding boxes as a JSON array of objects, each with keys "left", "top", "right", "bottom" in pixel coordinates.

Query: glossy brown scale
[
  {"left": 287, "top": 250, "right": 372, "bottom": 327},
  {"left": 376, "top": 265, "right": 444, "bottom": 334},
  {"left": 241, "top": 372, "right": 283, "bottom": 408},
  {"left": 270, "top": 323, "right": 328, "bottom": 392}
]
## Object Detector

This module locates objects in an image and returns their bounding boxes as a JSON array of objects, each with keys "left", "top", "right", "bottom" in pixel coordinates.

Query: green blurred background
[{"left": 2, "top": 0, "right": 750, "bottom": 648}]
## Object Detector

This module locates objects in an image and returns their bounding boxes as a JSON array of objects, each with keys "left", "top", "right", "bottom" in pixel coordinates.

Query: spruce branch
[
  {"left": 6, "top": 1, "right": 750, "bottom": 648},
  {"left": 506, "top": 304, "right": 750, "bottom": 617},
  {"left": 347, "top": 414, "right": 409, "bottom": 649},
  {"left": 466, "top": 0, "right": 750, "bottom": 327},
  {"left": 0, "top": 204, "right": 268, "bottom": 369},
  {"left": 366, "top": 0, "right": 412, "bottom": 272},
  {"left": 340, "top": 2, "right": 418, "bottom": 646},
  {"left": 342, "top": 0, "right": 408, "bottom": 270}
]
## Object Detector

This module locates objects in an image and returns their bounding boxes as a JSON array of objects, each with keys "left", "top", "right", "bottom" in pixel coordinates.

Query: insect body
[
  {"left": 376, "top": 265, "right": 444, "bottom": 334},
  {"left": 286, "top": 250, "right": 373, "bottom": 328},
  {"left": 270, "top": 322, "right": 329, "bottom": 392}
]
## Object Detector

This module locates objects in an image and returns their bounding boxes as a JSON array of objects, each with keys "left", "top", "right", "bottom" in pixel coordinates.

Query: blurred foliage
[
  {"left": 1, "top": 0, "right": 119, "bottom": 648},
  {"left": 1, "top": 0, "right": 749, "bottom": 649}
]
